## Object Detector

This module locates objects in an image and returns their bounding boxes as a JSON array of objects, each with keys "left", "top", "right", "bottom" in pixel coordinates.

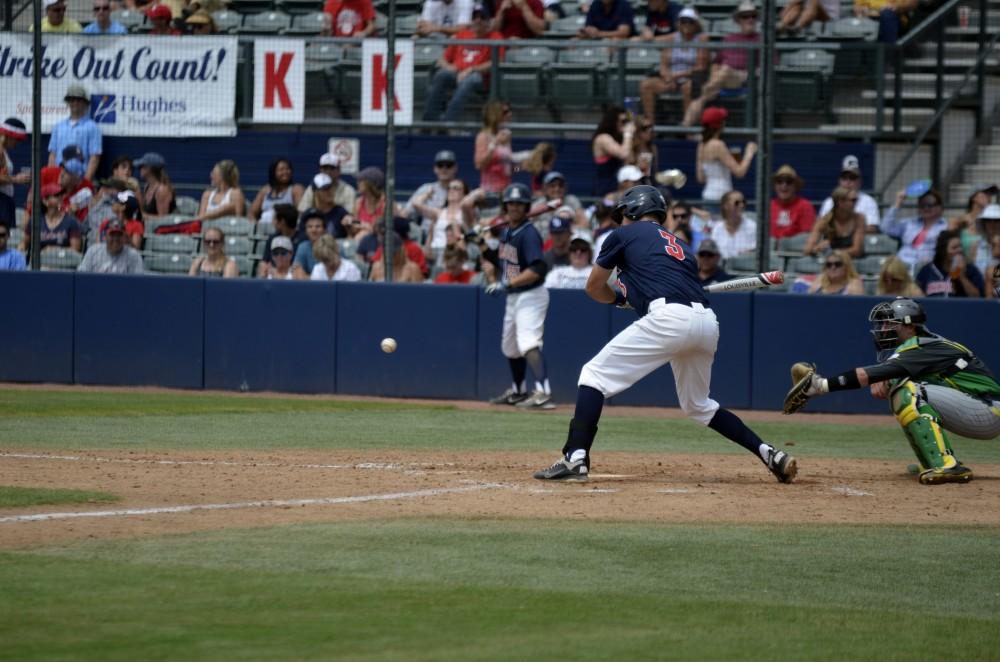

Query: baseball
[{"left": 380, "top": 337, "right": 397, "bottom": 354}]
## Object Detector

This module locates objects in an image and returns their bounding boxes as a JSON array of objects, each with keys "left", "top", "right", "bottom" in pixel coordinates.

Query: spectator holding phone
[{"left": 915, "top": 230, "right": 983, "bottom": 298}]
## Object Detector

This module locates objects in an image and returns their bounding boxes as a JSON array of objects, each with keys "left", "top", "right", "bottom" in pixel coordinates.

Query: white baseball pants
[
  {"left": 501, "top": 287, "right": 550, "bottom": 358},
  {"left": 579, "top": 300, "right": 721, "bottom": 425}
]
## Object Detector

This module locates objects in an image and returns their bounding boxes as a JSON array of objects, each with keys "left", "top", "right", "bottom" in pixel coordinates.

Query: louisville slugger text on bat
[{"left": 703, "top": 271, "right": 785, "bottom": 293}]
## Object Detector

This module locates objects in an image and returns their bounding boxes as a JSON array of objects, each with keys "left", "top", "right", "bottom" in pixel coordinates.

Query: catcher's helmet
[
  {"left": 613, "top": 184, "right": 667, "bottom": 223},
  {"left": 501, "top": 183, "right": 531, "bottom": 208},
  {"left": 869, "top": 297, "right": 927, "bottom": 354}
]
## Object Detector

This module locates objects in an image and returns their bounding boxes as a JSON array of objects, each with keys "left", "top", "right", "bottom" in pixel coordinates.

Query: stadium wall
[{"left": 2, "top": 272, "right": 996, "bottom": 415}]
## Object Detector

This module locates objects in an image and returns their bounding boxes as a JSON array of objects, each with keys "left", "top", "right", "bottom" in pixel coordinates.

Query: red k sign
[
  {"left": 361, "top": 40, "right": 413, "bottom": 126},
  {"left": 253, "top": 40, "right": 304, "bottom": 124}
]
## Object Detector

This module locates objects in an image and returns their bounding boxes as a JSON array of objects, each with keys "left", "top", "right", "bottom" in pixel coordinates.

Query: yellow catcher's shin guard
[{"left": 891, "top": 381, "right": 958, "bottom": 472}]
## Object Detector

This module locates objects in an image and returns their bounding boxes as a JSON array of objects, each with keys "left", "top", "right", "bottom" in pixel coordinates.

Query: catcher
[{"left": 784, "top": 297, "right": 1000, "bottom": 485}]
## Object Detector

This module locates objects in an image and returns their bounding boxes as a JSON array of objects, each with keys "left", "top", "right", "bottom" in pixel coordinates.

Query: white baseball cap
[
  {"left": 312, "top": 172, "right": 333, "bottom": 189},
  {"left": 319, "top": 152, "right": 341, "bottom": 167},
  {"left": 978, "top": 203, "right": 1000, "bottom": 220},
  {"left": 617, "top": 165, "right": 643, "bottom": 184},
  {"left": 841, "top": 155, "right": 861, "bottom": 175}
]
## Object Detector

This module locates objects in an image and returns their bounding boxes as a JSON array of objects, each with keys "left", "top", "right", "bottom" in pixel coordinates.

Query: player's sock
[
  {"left": 508, "top": 358, "right": 527, "bottom": 393},
  {"left": 707, "top": 408, "right": 768, "bottom": 459},
  {"left": 534, "top": 379, "right": 551, "bottom": 396},
  {"left": 561, "top": 386, "right": 604, "bottom": 457},
  {"left": 524, "top": 348, "right": 548, "bottom": 391}
]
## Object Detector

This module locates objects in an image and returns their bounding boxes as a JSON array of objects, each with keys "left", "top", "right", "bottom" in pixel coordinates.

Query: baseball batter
[
  {"left": 534, "top": 185, "right": 797, "bottom": 482},
  {"left": 784, "top": 298, "right": 1000, "bottom": 485},
  {"left": 487, "top": 183, "right": 555, "bottom": 410}
]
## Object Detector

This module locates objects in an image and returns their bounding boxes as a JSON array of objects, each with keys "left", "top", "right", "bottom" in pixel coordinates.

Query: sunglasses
[
  {"left": 570, "top": 247, "right": 590, "bottom": 254},
  {"left": 840, "top": 172, "right": 860, "bottom": 180},
  {"left": 93, "top": 4, "right": 110, "bottom": 9},
  {"left": 697, "top": 251, "right": 717, "bottom": 258},
  {"left": 824, "top": 261, "right": 844, "bottom": 268},
  {"left": 48, "top": 5, "right": 65, "bottom": 11},
  {"left": 436, "top": 162, "right": 456, "bottom": 168},
  {"left": 737, "top": 13, "right": 757, "bottom": 20},
  {"left": 919, "top": 201, "right": 941, "bottom": 209},
  {"left": 672, "top": 212, "right": 690, "bottom": 220},
  {"left": 272, "top": 249, "right": 290, "bottom": 256},
  {"left": 448, "top": 184, "right": 464, "bottom": 191},
  {"left": 204, "top": 238, "right": 222, "bottom": 246},
  {"left": 774, "top": 178, "right": 794, "bottom": 186},
  {"left": 731, "top": 199, "right": 746, "bottom": 206}
]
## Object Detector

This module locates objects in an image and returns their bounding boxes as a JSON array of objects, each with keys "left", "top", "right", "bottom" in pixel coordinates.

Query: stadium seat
[
  {"left": 175, "top": 196, "right": 200, "bottom": 216},
  {"left": 413, "top": 42, "right": 444, "bottom": 67},
  {"left": 789, "top": 255, "right": 822, "bottom": 274},
  {"left": 145, "top": 215, "right": 197, "bottom": 237},
  {"left": 776, "top": 49, "right": 834, "bottom": 112},
  {"left": 147, "top": 234, "right": 198, "bottom": 254},
  {"left": 827, "top": 16, "right": 879, "bottom": 41},
  {"left": 394, "top": 13, "right": 420, "bottom": 35},
  {"left": 285, "top": 11, "right": 329, "bottom": 34},
  {"left": 206, "top": 217, "right": 254, "bottom": 236},
  {"left": 229, "top": 0, "right": 273, "bottom": 15},
  {"left": 775, "top": 232, "right": 811, "bottom": 257},
  {"left": 864, "top": 233, "right": 900, "bottom": 255},
  {"left": 855, "top": 255, "right": 886, "bottom": 276},
  {"left": 40, "top": 249, "right": 83, "bottom": 271},
  {"left": 111, "top": 8, "right": 144, "bottom": 31},
  {"left": 276, "top": 0, "right": 322, "bottom": 14},
  {"left": 241, "top": 10, "right": 292, "bottom": 33},
  {"left": 145, "top": 253, "right": 192, "bottom": 275},
  {"left": 255, "top": 219, "right": 276, "bottom": 238},
  {"left": 212, "top": 9, "right": 244, "bottom": 33},
  {"left": 548, "top": 14, "right": 585, "bottom": 37},
  {"left": 233, "top": 255, "right": 254, "bottom": 277},
  {"left": 724, "top": 253, "right": 760, "bottom": 274},
  {"left": 499, "top": 47, "right": 555, "bottom": 106},
  {"left": 340, "top": 238, "right": 357, "bottom": 259},
  {"left": 9, "top": 227, "right": 23, "bottom": 247},
  {"left": 223, "top": 236, "right": 254, "bottom": 256},
  {"left": 549, "top": 48, "right": 609, "bottom": 111}
]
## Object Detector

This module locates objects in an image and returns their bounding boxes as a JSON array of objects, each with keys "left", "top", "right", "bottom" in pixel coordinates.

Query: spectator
[
  {"left": 413, "top": 178, "right": 472, "bottom": 268},
  {"left": 258, "top": 203, "right": 301, "bottom": 278},
  {"left": 695, "top": 238, "right": 730, "bottom": 287},
  {"left": 916, "top": 230, "right": 984, "bottom": 298},
  {"left": 406, "top": 149, "right": 459, "bottom": 234},
  {"left": 36, "top": 0, "right": 82, "bottom": 32},
  {"left": 616, "top": 164, "right": 643, "bottom": 193},
  {"left": 808, "top": 249, "right": 864, "bottom": 295},
  {"left": 48, "top": 86, "right": 101, "bottom": 181},
  {"left": 434, "top": 246, "right": 477, "bottom": 283},
  {"left": 591, "top": 105, "right": 634, "bottom": 196},
  {"left": 542, "top": 211, "right": 573, "bottom": 269},
  {"left": 578, "top": 0, "right": 635, "bottom": 39},
  {"left": 368, "top": 217, "right": 429, "bottom": 276},
  {"left": 949, "top": 183, "right": 996, "bottom": 233},
  {"left": 542, "top": 0, "right": 566, "bottom": 24},
  {"left": 189, "top": 227, "right": 239, "bottom": 278},
  {"left": 876, "top": 255, "right": 923, "bottom": 297},
  {"left": 58, "top": 151, "right": 94, "bottom": 224},
  {"left": 185, "top": 9, "right": 217, "bottom": 33},
  {"left": 533, "top": 171, "right": 586, "bottom": 229},
  {"left": 638, "top": 0, "right": 684, "bottom": 40},
  {"left": 311, "top": 234, "right": 362, "bottom": 282},
  {"left": 804, "top": 186, "right": 864, "bottom": 258},
  {"left": 353, "top": 166, "right": 395, "bottom": 232},
  {"left": 695, "top": 107, "right": 756, "bottom": 208},
  {"left": 78, "top": 218, "right": 144, "bottom": 274},
  {"left": 298, "top": 152, "right": 357, "bottom": 212},
  {"left": 630, "top": 120, "right": 659, "bottom": 180},
  {"left": 958, "top": 199, "right": 1000, "bottom": 275},
  {"left": 146, "top": 3, "right": 180, "bottom": 34},
  {"left": 769, "top": 164, "right": 815, "bottom": 238},
  {"left": 818, "top": 155, "right": 880, "bottom": 231},
  {"left": 417, "top": 0, "right": 473, "bottom": 36},
  {"left": 709, "top": 190, "right": 756, "bottom": 259},
  {"left": 881, "top": 187, "right": 947, "bottom": 273},
  {"left": 249, "top": 158, "right": 305, "bottom": 223},
  {"left": 544, "top": 237, "right": 593, "bottom": 288},
  {"left": 778, "top": 0, "right": 838, "bottom": 34},
  {"left": 84, "top": 178, "right": 129, "bottom": 244},
  {"left": 519, "top": 142, "right": 556, "bottom": 194},
  {"left": 854, "top": 0, "right": 916, "bottom": 43},
  {"left": 198, "top": 160, "right": 246, "bottom": 220},
  {"left": 323, "top": 0, "right": 376, "bottom": 37},
  {"left": 109, "top": 155, "right": 140, "bottom": 193},
  {"left": 103, "top": 190, "right": 144, "bottom": 249},
  {"left": 292, "top": 209, "right": 328, "bottom": 278},
  {"left": 304, "top": 178, "right": 351, "bottom": 240},
  {"left": 0, "top": 224, "right": 26, "bottom": 271},
  {"left": 639, "top": 7, "right": 708, "bottom": 122},
  {"left": 135, "top": 152, "right": 176, "bottom": 217},
  {"left": 265, "top": 235, "right": 296, "bottom": 280},
  {"left": 986, "top": 234, "right": 1000, "bottom": 298},
  {"left": 84, "top": 0, "right": 128, "bottom": 33},
  {"left": 475, "top": 100, "right": 515, "bottom": 193},
  {"left": 590, "top": 200, "right": 618, "bottom": 259},
  {"left": 681, "top": 1, "right": 760, "bottom": 126},
  {"left": 22, "top": 183, "right": 82, "bottom": 255},
  {"left": 422, "top": 7, "right": 505, "bottom": 123},
  {"left": 666, "top": 200, "right": 702, "bottom": 248},
  {"left": 0, "top": 117, "right": 30, "bottom": 229},
  {"left": 369, "top": 233, "right": 424, "bottom": 283},
  {"left": 490, "top": 0, "right": 544, "bottom": 38}
]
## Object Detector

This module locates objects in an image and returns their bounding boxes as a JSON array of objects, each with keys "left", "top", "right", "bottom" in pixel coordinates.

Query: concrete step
[
  {"left": 963, "top": 163, "right": 1000, "bottom": 181},
  {"left": 977, "top": 145, "right": 1000, "bottom": 162},
  {"left": 904, "top": 57, "right": 1000, "bottom": 71},
  {"left": 834, "top": 106, "right": 934, "bottom": 127},
  {"left": 819, "top": 122, "right": 918, "bottom": 133}
]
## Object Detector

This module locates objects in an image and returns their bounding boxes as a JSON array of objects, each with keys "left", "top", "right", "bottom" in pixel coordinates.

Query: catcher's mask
[
  {"left": 869, "top": 297, "right": 927, "bottom": 356},
  {"left": 613, "top": 184, "right": 666, "bottom": 223}
]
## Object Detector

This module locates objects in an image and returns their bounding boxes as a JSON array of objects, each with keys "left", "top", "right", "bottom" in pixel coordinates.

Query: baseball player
[
  {"left": 784, "top": 297, "right": 1000, "bottom": 485},
  {"left": 487, "top": 182, "right": 555, "bottom": 410},
  {"left": 534, "top": 185, "right": 797, "bottom": 482}
]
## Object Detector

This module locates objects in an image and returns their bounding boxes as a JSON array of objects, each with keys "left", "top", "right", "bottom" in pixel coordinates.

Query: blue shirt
[
  {"left": 585, "top": 0, "right": 635, "bottom": 35},
  {"left": 293, "top": 240, "right": 317, "bottom": 274},
  {"left": 0, "top": 247, "right": 27, "bottom": 271},
  {"left": 48, "top": 116, "right": 103, "bottom": 166},
  {"left": 596, "top": 220, "right": 707, "bottom": 316},
  {"left": 82, "top": 20, "right": 128, "bottom": 34},
  {"left": 498, "top": 221, "right": 546, "bottom": 293},
  {"left": 645, "top": 2, "right": 682, "bottom": 36}
]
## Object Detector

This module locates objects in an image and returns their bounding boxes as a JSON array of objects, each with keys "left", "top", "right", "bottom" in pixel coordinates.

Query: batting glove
[{"left": 485, "top": 281, "right": 507, "bottom": 296}]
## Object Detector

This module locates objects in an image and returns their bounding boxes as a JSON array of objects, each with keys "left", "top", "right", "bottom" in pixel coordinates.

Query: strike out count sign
[
  {"left": 361, "top": 39, "right": 413, "bottom": 126},
  {"left": 253, "top": 39, "right": 304, "bottom": 124}
]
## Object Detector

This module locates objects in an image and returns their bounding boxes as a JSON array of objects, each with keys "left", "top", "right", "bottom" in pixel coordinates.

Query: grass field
[{"left": 2, "top": 389, "right": 999, "bottom": 660}]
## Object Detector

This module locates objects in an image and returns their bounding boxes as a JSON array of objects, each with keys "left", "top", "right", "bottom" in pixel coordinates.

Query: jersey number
[{"left": 658, "top": 229, "right": 685, "bottom": 261}]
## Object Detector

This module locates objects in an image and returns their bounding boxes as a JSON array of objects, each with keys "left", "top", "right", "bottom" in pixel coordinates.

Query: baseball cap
[
  {"left": 733, "top": 1, "right": 757, "bottom": 16},
  {"left": 973, "top": 183, "right": 999, "bottom": 195},
  {"left": 979, "top": 204, "right": 1000, "bottom": 220},
  {"left": 62, "top": 159, "right": 85, "bottom": 178},
  {"left": 549, "top": 214, "right": 572, "bottom": 233},
  {"left": 300, "top": 207, "right": 325, "bottom": 223},
  {"left": 772, "top": 164, "right": 803, "bottom": 189},
  {"left": 41, "top": 183, "right": 63, "bottom": 197},
  {"left": 677, "top": 7, "right": 701, "bottom": 24},
  {"left": 145, "top": 3, "right": 172, "bottom": 20},
  {"left": 62, "top": 144, "right": 84, "bottom": 163},
  {"left": 43, "top": 0, "right": 63, "bottom": 8},
  {"left": 134, "top": 152, "right": 166, "bottom": 168},
  {"left": 357, "top": 166, "right": 385, "bottom": 190},
  {"left": 434, "top": 150, "right": 456, "bottom": 165},
  {"left": 472, "top": 3, "right": 487, "bottom": 17},
  {"left": 841, "top": 155, "right": 861, "bottom": 175},
  {"left": 0, "top": 117, "right": 27, "bottom": 140},
  {"left": 543, "top": 171, "right": 566, "bottom": 185},
  {"left": 270, "top": 235, "right": 294, "bottom": 253},
  {"left": 186, "top": 9, "right": 213, "bottom": 24},
  {"left": 105, "top": 218, "right": 126, "bottom": 234},
  {"left": 617, "top": 165, "right": 643, "bottom": 184},
  {"left": 697, "top": 238, "right": 721, "bottom": 255},
  {"left": 312, "top": 172, "right": 333, "bottom": 189},
  {"left": 319, "top": 152, "right": 341, "bottom": 167},
  {"left": 63, "top": 84, "right": 89, "bottom": 103},
  {"left": 701, "top": 106, "right": 728, "bottom": 129}
]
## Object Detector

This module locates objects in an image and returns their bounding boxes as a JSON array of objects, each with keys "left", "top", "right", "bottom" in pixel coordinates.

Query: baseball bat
[{"left": 703, "top": 271, "right": 784, "bottom": 293}]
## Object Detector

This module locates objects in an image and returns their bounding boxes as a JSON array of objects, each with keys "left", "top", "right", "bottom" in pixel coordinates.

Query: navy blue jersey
[
  {"left": 499, "top": 221, "right": 546, "bottom": 292},
  {"left": 596, "top": 220, "right": 708, "bottom": 316}
]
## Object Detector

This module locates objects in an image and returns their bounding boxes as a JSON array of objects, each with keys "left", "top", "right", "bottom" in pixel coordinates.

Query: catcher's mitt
[{"left": 783, "top": 362, "right": 817, "bottom": 415}]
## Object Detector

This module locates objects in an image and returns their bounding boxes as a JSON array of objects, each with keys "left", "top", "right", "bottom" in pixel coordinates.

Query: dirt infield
[{"left": 3, "top": 448, "right": 998, "bottom": 550}]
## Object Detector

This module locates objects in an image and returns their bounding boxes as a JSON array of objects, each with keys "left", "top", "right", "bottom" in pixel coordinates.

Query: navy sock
[
  {"left": 508, "top": 358, "right": 527, "bottom": 393},
  {"left": 561, "top": 386, "right": 604, "bottom": 457},
  {"left": 708, "top": 408, "right": 767, "bottom": 459}
]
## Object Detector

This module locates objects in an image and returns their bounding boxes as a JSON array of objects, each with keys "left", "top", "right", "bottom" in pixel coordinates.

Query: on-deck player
[
  {"left": 486, "top": 182, "right": 555, "bottom": 410},
  {"left": 534, "top": 184, "right": 797, "bottom": 482}
]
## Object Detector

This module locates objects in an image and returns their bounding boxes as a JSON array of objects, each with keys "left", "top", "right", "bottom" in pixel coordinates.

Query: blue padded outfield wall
[{"left": 1, "top": 272, "right": 996, "bottom": 415}]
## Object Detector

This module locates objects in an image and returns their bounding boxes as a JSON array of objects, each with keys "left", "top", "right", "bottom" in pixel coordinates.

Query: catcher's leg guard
[{"left": 890, "top": 381, "right": 960, "bottom": 473}]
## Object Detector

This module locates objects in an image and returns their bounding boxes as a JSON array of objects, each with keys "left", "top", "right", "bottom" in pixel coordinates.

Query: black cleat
[
  {"left": 489, "top": 388, "right": 530, "bottom": 406},
  {"left": 766, "top": 448, "right": 797, "bottom": 484},
  {"left": 533, "top": 456, "right": 589, "bottom": 481}
]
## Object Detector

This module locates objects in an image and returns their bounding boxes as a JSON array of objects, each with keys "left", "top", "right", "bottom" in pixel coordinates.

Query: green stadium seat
[
  {"left": 212, "top": 9, "right": 244, "bottom": 33},
  {"left": 175, "top": 196, "right": 200, "bottom": 216},
  {"left": 147, "top": 234, "right": 198, "bottom": 254},
  {"left": 206, "top": 217, "right": 254, "bottom": 236},
  {"left": 549, "top": 14, "right": 585, "bottom": 37},
  {"left": 775, "top": 232, "right": 811, "bottom": 257},
  {"left": 394, "top": 13, "right": 420, "bottom": 35},
  {"left": 145, "top": 253, "right": 192, "bottom": 275},
  {"left": 790, "top": 255, "right": 822, "bottom": 274},
  {"left": 499, "top": 47, "right": 555, "bottom": 107},
  {"left": 413, "top": 42, "right": 444, "bottom": 67},
  {"left": 827, "top": 16, "right": 878, "bottom": 40},
  {"left": 233, "top": 255, "right": 254, "bottom": 277},
  {"left": 285, "top": 11, "right": 329, "bottom": 35},
  {"left": 240, "top": 10, "right": 292, "bottom": 33},
  {"left": 549, "top": 48, "right": 610, "bottom": 110},
  {"left": 40, "top": 248, "right": 82, "bottom": 271},
  {"left": 223, "top": 236, "right": 254, "bottom": 256},
  {"left": 111, "top": 8, "right": 144, "bottom": 31},
  {"left": 855, "top": 255, "right": 886, "bottom": 276},
  {"left": 864, "top": 233, "right": 899, "bottom": 255}
]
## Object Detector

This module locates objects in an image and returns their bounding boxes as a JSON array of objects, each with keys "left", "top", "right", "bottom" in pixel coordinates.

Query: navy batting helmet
[
  {"left": 869, "top": 297, "right": 928, "bottom": 354},
  {"left": 501, "top": 183, "right": 531, "bottom": 208},
  {"left": 613, "top": 184, "right": 667, "bottom": 222}
]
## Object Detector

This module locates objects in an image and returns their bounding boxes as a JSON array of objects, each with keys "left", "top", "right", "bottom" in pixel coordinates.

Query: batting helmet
[
  {"left": 613, "top": 184, "right": 667, "bottom": 223},
  {"left": 868, "top": 297, "right": 928, "bottom": 354},
  {"left": 501, "top": 183, "right": 531, "bottom": 208}
]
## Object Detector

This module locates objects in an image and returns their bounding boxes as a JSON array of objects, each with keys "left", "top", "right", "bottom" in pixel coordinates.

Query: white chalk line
[
  {"left": 0, "top": 452, "right": 456, "bottom": 472},
  {"left": 831, "top": 486, "right": 874, "bottom": 497},
  {"left": 0, "top": 482, "right": 509, "bottom": 524}
]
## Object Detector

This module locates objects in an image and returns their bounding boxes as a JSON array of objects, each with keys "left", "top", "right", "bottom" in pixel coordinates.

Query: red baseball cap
[
  {"left": 41, "top": 183, "right": 63, "bottom": 197},
  {"left": 701, "top": 106, "right": 728, "bottom": 129},
  {"left": 145, "top": 4, "right": 172, "bottom": 20}
]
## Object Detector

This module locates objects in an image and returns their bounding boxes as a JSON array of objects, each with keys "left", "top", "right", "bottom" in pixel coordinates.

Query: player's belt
[{"left": 648, "top": 298, "right": 711, "bottom": 311}]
